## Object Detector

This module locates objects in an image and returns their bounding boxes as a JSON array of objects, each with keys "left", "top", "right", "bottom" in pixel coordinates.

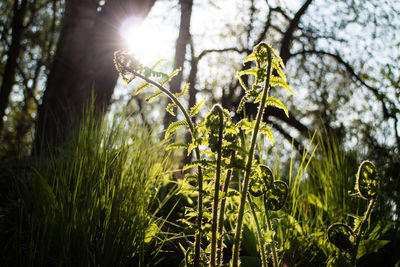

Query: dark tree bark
[
  {"left": 279, "top": 0, "right": 313, "bottom": 64},
  {"left": 163, "top": 0, "right": 193, "bottom": 128},
  {"left": 35, "top": 0, "right": 156, "bottom": 151},
  {"left": 0, "top": 0, "right": 28, "bottom": 133},
  {"left": 89, "top": 0, "right": 157, "bottom": 109}
]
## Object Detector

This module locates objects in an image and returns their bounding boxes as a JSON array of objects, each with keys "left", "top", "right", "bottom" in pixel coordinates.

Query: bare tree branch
[
  {"left": 279, "top": 0, "right": 313, "bottom": 64},
  {"left": 198, "top": 47, "right": 250, "bottom": 61},
  {"left": 291, "top": 49, "right": 392, "bottom": 118}
]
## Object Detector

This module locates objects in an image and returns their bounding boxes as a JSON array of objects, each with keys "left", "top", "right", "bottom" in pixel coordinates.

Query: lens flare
[{"left": 120, "top": 16, "right": 170, "bottom": 65}]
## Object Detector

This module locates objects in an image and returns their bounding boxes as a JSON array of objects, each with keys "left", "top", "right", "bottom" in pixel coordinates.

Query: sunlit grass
[{"left": 0, "top": 111, "right": 172, "bottom": 266}]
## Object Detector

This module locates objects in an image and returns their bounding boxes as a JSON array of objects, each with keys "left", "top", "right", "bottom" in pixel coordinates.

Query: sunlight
[{"left": 119, "top": 16, "right": 172, "bottom": 66}]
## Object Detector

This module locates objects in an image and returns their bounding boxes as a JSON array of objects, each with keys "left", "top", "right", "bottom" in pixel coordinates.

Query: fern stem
[
  {"left": 247, "top": 195, "right": 268, "bottom": 267},
  {"left": 210, "top": 105, "right": 224, "bottom": 267},
  {"left": 127, "top": 71, "right": 204, "bottom": 267},
  {"left": 231, "top": 46, "right": 272, "bottom": 267},
  {"left": 351, "top": 196, "right": 377, "bottom": 266},
  {"left": 216, "top": 151, "right": 236, "bottom": 265},
  {"left": 264, "top": 197, "right": 279, "bottom": 267}
]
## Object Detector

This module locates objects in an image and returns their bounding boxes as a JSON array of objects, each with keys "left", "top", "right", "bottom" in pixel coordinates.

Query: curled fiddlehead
[
  {"left": 264, "top": 180, "right": 289, "bottom": 211},
  {"left": 356, "top": 160, "right": 379, "bottom": 200},
  {"left": 249, "top": 164, "right": 274, "bottom": 197},
  {"left": 327, "top": 223, "right": 355, "bottom": 253}
]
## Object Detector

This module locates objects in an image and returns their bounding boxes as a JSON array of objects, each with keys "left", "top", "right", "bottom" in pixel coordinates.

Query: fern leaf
[
  {"left": 237, "top": 93, "right": 250, "bottom": 113},
  {"left": 166, "top": 142, "right": 188, "bottom": 151},
  {"left": 259, "top": 124, "right": 274, "bottom": 146},
  {"left": 175, "top": 82, "right": 189, "bottom": 98},
  {"left": 187, "top": 141, "right": 200, "bottom": 156},
  {"left": 151, "top": 59, "right": 166, "bottom": 70},
  {"left": 183, "top": 159, "right": 215, "bottom": 171},
  {"left": 271, "top": 60, "right": 287, "bottom": 81},
  {"left": 270, "top": 76, "right": 294, "bottom": 95},
  {"left": 270, "top": 46, "right": 285, "bottom": 69},
  {"left": 190, "top": 98, "right": 206, "bottom": 117},
  {"left": 145, "top": 90, "right": 162, "bottom": 102},
  {"left": 182, "top": 160, "right": 203, "bottom": 171},
  {"left": 237, "top": 88, "right": 259, "bottom": 112},
  {"left": 224, "top": 143, "right": 248, "bottom": 155},
  {"left": 237, "top": 71, "right": 249, "bottom": 92},
  {"left": 159, "top": 68, "right": 182, "bottom": 85},
  {"left": 166, "top": 102, "right": 177, "bottom": 116},
  {"left": 237, "top": 68, "right": 258, "bottom": 77},
  {"left": 165, "top": 120, "right": 189, "bottom": 139},
  {"left": 134, "top": 81, "right": 150, "bottom": 95},
  {"left": 266, "top": 96, "right": 289, "bottom": 117},
  {"left": 243, "top": 53, "right": 257, "bottom": 63},
  {"left": 237, "top": 118, "right": 257, "bottom": 134}
]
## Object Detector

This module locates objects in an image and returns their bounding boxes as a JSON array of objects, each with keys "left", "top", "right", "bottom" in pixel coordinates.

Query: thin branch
[
  {"left": 291, "top": 49, "right": 392, "bottom": 119},
  {"left": 267, "top": 119, "right": 303, "bottom": 152},
  {"left": 280, "top": 0, "right": 313, "bottom": 63},
  {"left": 198, "top": 47, "right": 249, "bottom": 61}
]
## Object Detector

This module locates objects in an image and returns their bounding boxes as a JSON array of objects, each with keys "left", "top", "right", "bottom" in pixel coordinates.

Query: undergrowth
[
  {"left": 113, "top": 42, "right": 391, "bottom": 267},
  {"left": 0, "top": 42, "right": 395, "bottom": 267},
  {"left": 0, "top": 112, "right": 171, "bottom": 266}
]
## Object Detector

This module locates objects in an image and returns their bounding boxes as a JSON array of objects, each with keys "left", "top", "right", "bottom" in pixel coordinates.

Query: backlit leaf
[
  {"left": 164, "top": 120, "right": 188, "bottom": 139},
  {"left": 190, "top": 98, "right": 206, "bottom": 117},
  {"left": 266, "top": 96, "right": 289, "bottom": 117}
]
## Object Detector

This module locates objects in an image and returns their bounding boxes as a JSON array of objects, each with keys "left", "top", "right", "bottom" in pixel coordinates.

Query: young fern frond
[
  {"left": 327, "top": 161, "right": 380, "bottom": 266},
  {"left": 114, "top": 49, "right": 169, "bottom": 83},
  {"left": 115, "top": 43, "right": 293, "bottom": 267},
  {"left": 114, "top": 49, "right": 205, "bottom": 267},
  {"left": 231, "top": 42, "right": 293, "bottom": 267}
]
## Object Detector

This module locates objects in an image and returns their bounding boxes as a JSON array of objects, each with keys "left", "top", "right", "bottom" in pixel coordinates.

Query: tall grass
[
  {"left": 275, "top": 131, "right": 365, "bottom": 265},
  {"left": 0, "top": 112, "right": 171, "bottom": 266}
]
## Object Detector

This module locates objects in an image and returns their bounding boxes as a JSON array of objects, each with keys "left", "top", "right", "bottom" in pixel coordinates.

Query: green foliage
[
  {"left": 236, "top": 43, "right": 293, "bottom": 114},
  {"left": 114, "top": 42, "right": 293, "bottom": 267},
  {"left": 113, "top": 42, "right": 395, "bottom": 267},
  {"left": 0, "top": 112, "right": 171, "bottom": 266},
  {"left": 327, "top": 161, "right": 381, "bottom": 266}
]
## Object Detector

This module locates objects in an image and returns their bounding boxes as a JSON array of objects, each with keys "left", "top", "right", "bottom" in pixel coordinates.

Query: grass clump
[{"left": 0, "top": 112, "right": 170, "bottom": 266}]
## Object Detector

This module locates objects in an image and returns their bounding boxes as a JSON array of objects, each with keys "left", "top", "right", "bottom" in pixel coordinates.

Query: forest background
[{"left": 1, "top": 0, "right": 400, "bottom": 266}]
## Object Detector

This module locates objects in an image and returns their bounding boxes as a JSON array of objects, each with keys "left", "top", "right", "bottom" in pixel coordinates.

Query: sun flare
[{"left": 119, "top": 16, "right": 171, "bottom": 65}]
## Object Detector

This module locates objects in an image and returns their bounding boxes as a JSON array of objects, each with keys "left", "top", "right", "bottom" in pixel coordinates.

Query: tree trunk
[
  {"left": 35, "top": 0, "right": 156, "bottom": 151},
  {"left": 0, "top": 0, "right": 28, "bottom": 133},
  {"left": 163, "top": 0, "right": 193, "bottom": 129},
  {"left": 89, "top": 0, "right": 156, "bottom": 109}
]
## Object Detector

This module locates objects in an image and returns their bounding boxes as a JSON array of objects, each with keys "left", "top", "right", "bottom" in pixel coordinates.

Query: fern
[{"left": 114, "top": 42, "right": 294, "bottom": 267}]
